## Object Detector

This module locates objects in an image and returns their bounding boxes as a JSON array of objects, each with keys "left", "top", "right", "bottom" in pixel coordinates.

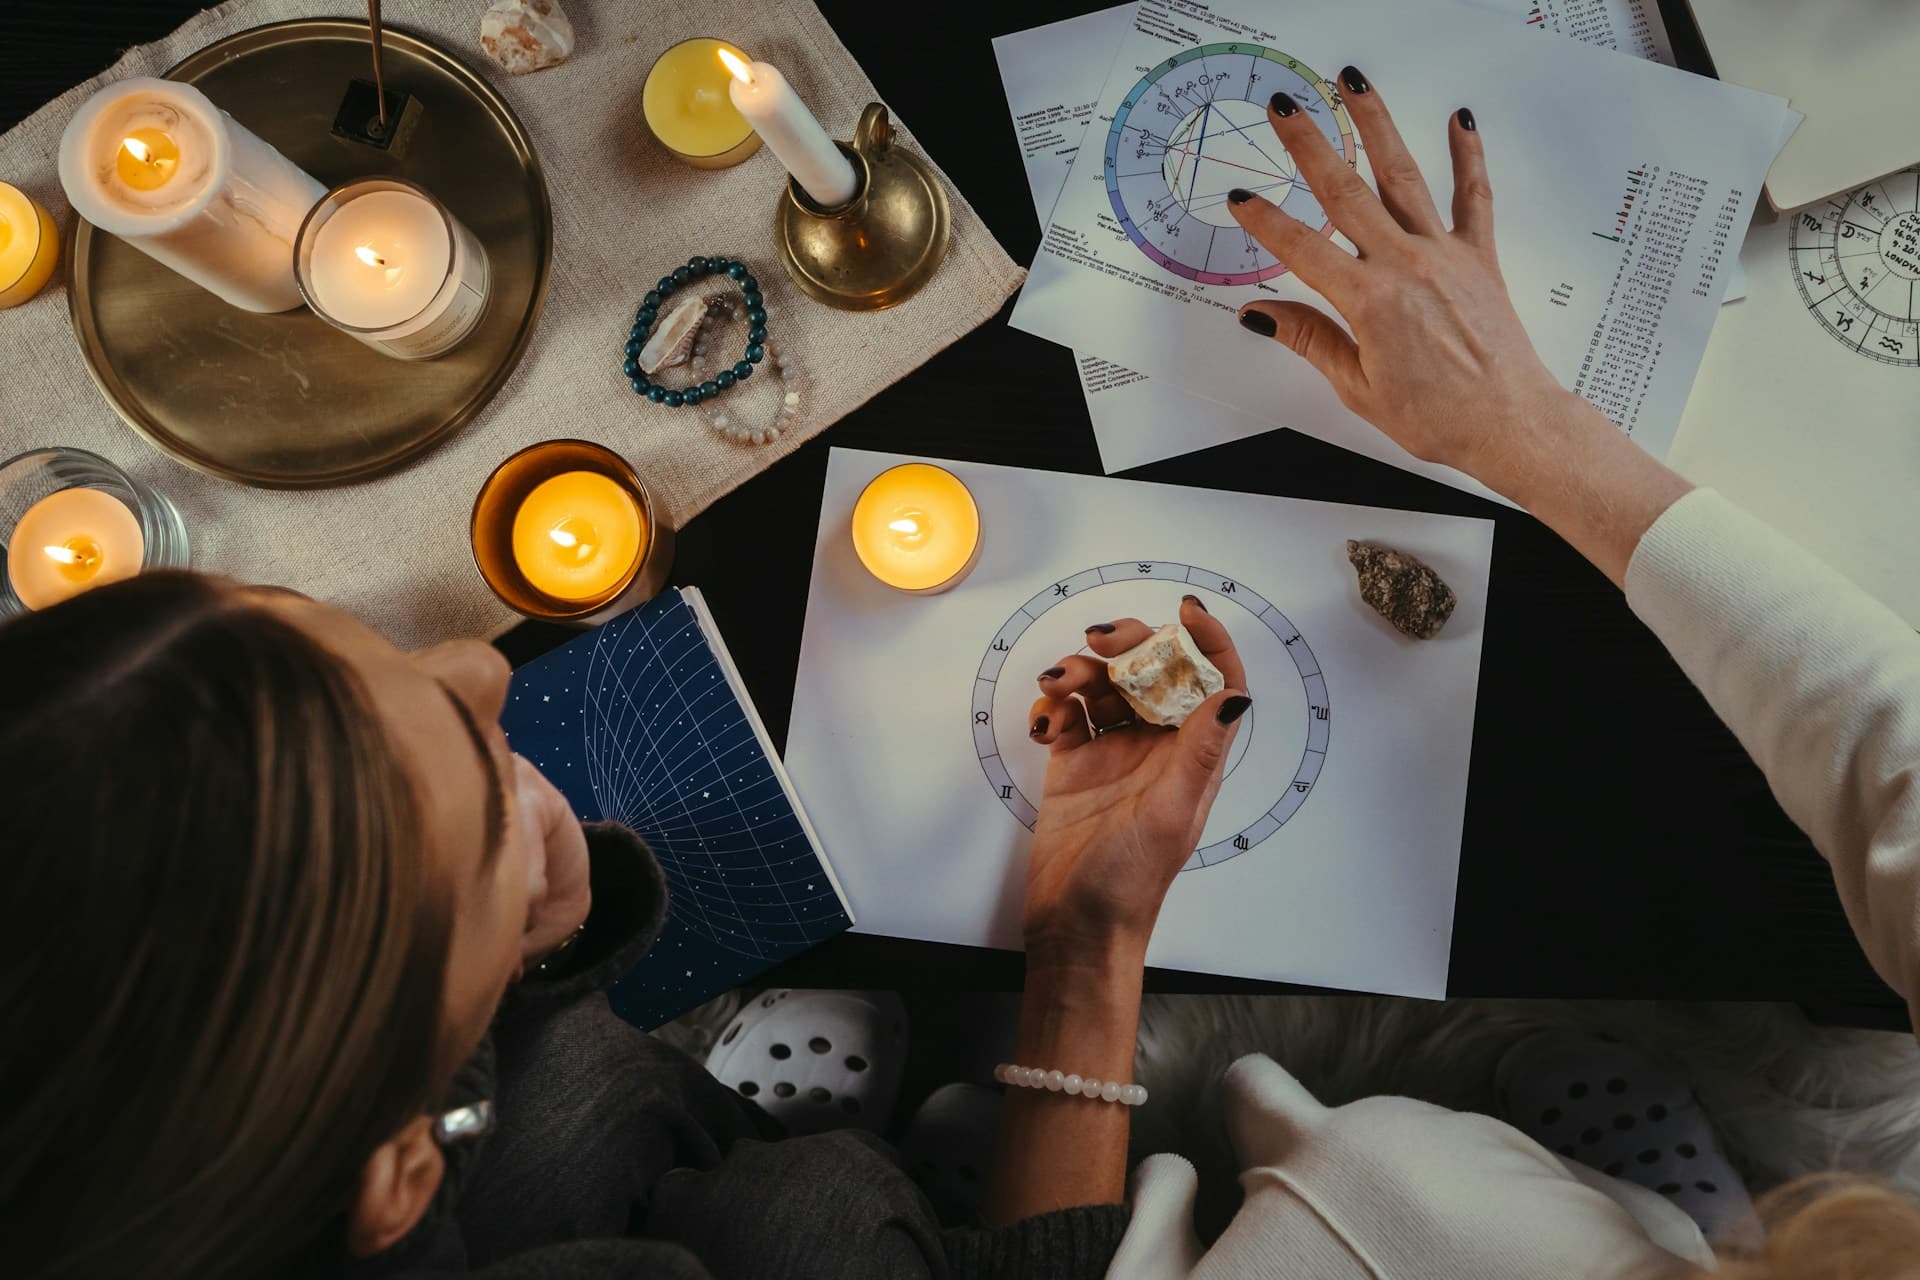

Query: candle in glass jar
[
  {"left": 294, "top": 178, "right": 491, "bottom": 361},
  {"left": 0, "top": 182, "right": 59, "bottom": 308},
  {"left": 5, "top": 486, "right": 144, "bottom": 610},
  {"left": 57, "top": 77, "right": 324, "bottom": 312},
  {"left": 511, "top": 471, "right": 647, "bottom": 601},
  {"left": 851, "top": 463, "right": 981, "bottom": 594},
  {"left": 643, "top": 37, "right": 762, "bottom": 168},
  {"left": 715, "top": 49, "right": 859, "bottom": 208}
]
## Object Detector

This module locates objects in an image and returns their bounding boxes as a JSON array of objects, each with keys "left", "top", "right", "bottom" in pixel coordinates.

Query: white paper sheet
[
  {"left": 1668, "top": 172, "right": 1920, "bottom": 628},
  {"left": 785, "top": 448, "right": 1496, "bottom": 999},
  {"left": 993, "top": 2, "right": 1729, "bottom": 479},
  {"left": 1006, "top": 0, "right": 1781, "bottom": 491}
]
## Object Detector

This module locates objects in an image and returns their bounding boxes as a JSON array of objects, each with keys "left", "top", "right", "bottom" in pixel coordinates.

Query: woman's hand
[
  {"left": 1227, "top": 75, "right": 1576, "bottom": 487},
  {"left": 1021, "top": 595, "right": 1250, "bottom": 956},
  {"left": 513, "top": 754, "right": 593, "bottom": 965},
  {"left": 1228, "top": 70, "right": 1691, "bottom": 584}
]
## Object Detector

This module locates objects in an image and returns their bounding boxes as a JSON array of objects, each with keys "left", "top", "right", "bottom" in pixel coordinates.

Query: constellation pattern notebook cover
[{"left": 501, "top": 588, "right": 853, "bottom": 1030}]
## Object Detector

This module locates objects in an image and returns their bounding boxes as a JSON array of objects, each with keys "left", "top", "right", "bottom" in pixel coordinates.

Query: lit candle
[
  {"left": 643, "top": 38, "right": 763, "bottom": 168},
  {"left": 294, "top": 178, "right": 490, "bottom": 361},
  {"left": 5, "top": 486, "right": 144, "bottom": 610},
  {"left": 511, "top": 471, "right": 647, "bottom": 601},
  {"left": 851, "top": 463, "right": 981, "bottom": 594},
  {"left": 0, "top": 182, "right": 59, "bottom": 308},
  {"left": 717, "top": 49, "right": 859, "bottom": 208},
  {"left": 57, "top": 77, "right": 325, "bottom": 313}
]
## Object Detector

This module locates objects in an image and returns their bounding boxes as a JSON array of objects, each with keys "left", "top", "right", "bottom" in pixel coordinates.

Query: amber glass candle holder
[{"left": 471, "top": 439, "right": 675, "bottom": 624}]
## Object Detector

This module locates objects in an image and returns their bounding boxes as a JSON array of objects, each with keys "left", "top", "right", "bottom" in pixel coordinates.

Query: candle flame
[
  {"left": 716, "top": 47, "right": 754, "bottom": 85},
  {"left": 121, "top": 136, "right": 151, "bottom": 164},
  {"left": 41, "top": 545, "right": 80, "bottom": 565},
  {"left": 888, "top": 517, "right": 920, "bottom": 536},
  {"left": 354, "top": 244, "right": 388, "bottom": 268},
  {"left": 548, "top": 527, "right": 579, "bottom": 549}
]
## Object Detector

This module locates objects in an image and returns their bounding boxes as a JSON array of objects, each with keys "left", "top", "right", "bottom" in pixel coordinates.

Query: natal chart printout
[
  {"left": 992, "top": 0, "right": 1754, "bottom": 478},
  {"left": 1668, "top": 172, "right": 1920, "bottom": 629},
  {"left": 1005, "top": 0, "right": 1792, "bottom": 494},
  {"left": 784, "top": 449, "right": 1497, "bottom": 999}
]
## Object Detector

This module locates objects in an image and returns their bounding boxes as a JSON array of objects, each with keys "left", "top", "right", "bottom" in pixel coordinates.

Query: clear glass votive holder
[
  {"left": 0, "top": 447, "right": 190, "bottom": 617},
  {"left": 294, "top": 177, "right": 491, "bottom": 361},
  {"left": 471, "top": 439, "right": 675, "bottom": 625}
]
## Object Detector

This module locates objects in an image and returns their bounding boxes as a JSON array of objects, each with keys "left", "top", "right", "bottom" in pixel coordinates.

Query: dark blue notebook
[{"left": 501, "top": 588, "right": 853, "bottom": 1029}]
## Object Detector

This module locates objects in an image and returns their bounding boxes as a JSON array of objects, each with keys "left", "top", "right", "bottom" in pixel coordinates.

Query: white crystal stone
[
  {"left": 637, "top": 295, "right": 708, "bottom": 375},
  {"left": 1105, "top": 622, "right": 1226, "bottom": 727},
  {"left": 1044, "top": 1070, "right": 1065, "bottom": 1092},
  {"left": 1121, "top": 1084, "right": 1147, "bottom": 1105},
  {"left": 1081, "top": 1077, "right": 1101, "bottom": 1098},
  {"left": 1100, "top": 1081, "right": 1122, "bottom": 1102},
  {"left": 1063, "top": 1073, "right": 1083, "bottom": 1096},
  {"left": 480, "top": 0, "right": 574, "bottom": 75}
]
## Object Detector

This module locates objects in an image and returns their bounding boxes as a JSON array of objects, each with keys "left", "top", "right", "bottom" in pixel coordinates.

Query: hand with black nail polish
[
  {"left": 1225, "top": 71, "right": 1585, "bottom": 499},
  {"left": 1021, "top": 595, "right": 1253, "bottom": 952}
]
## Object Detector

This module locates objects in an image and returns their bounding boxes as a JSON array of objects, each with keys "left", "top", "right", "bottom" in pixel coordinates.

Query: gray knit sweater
[{"left": 349, "top": 824, "right": 1127, "bottom": 1280}]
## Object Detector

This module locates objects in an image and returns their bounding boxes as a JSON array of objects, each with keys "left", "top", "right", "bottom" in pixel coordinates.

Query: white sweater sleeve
[{"left": 1624, "top": 489, "right": 1920, "bottom": 1023}]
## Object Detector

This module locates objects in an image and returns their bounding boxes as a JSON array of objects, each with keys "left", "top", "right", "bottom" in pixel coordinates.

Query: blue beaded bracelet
[{"left": 623, "top": 256, "right": 767, "bottom": 407}]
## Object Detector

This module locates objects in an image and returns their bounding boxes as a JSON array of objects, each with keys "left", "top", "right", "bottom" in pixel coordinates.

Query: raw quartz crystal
[
  {"left": 480, "top": 0, "right": 574, "bottom": 76},
  {"left": 1106, "top": 623, "right": 1226, "bottom": 728},
  {"left": 1346, "top": 540, "right": 1457, "bottom": 639}
]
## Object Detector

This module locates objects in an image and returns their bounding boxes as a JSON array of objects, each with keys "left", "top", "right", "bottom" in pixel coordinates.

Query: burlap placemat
[{"left": 0, "top": 0, "right": 1023, "bottom": 648}]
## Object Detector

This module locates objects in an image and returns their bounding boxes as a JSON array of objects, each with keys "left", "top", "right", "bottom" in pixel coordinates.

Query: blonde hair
[
  {"left": 1700, "top": 1174, "right": 1920, "bottom": 1280},
  {"left": 0, "top": 573, "right": 456, "bottom": 1278}
]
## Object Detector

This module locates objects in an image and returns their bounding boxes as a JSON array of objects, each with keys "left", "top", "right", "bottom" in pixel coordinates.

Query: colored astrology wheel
[{"left": 1104, "top": 42, "right": 1354, "bottom": 285}]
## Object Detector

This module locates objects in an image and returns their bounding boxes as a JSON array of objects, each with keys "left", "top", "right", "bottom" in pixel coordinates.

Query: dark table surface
[{"left": 4, "top": 1, "right": 1900, "bottom": 1026}]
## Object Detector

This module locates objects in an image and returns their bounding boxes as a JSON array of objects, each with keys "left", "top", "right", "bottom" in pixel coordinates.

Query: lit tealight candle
[
  {"left": 717, "top": 48, "right": 860, "bottom": 208},
  {"left": 851, "top": 463, "right": 981, "bottom": 594},
  {"left": 511, "top": 471, "right": 646, "bottom": 601},
  {"left": 0, "top": 182, "right": 59, "bottom": 309},
  {"left": 642, "top": 37, "right": 763, "bottom": 168},
  {"left": 5, "top": 486, "right": 144, "bottom": 610},
  {"left": 294, "top": 178, "right": 490, "bottom": 360}
]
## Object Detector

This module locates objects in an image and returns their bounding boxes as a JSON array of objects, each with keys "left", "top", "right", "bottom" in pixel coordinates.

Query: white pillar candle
[
  {"left": 716, "top": 49, "right": 859, "bottom": 208},
  {"left": 294, "top": 178, "right": 490, "bottom": 361},
  {"left": 57, "top": 77, "right": 324, "bottom": 313}
]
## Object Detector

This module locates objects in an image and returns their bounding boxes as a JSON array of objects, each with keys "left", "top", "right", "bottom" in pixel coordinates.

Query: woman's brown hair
[
  {"left": 1702, "top": 1173, "right": 1920, "bottom": 1280},
  {"left": 0, "top": 572, "right": 455, "bottom": 1278}
]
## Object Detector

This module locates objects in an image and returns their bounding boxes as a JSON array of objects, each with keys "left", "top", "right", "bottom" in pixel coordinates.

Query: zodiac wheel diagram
[
  {"left": 1789, "top": 165, "right": 1920, "bottom": 367},
  {"left": 1104, "top": 42, "right": 1354, "bottom": 285},
  {"left": 971, "top": 561, "right": 1330, "bottom": 872}
]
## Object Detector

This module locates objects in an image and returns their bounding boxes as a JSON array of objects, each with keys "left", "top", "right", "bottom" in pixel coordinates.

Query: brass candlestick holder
[{"left": 774, "top": 103, "right": 950, "bottom": 311}]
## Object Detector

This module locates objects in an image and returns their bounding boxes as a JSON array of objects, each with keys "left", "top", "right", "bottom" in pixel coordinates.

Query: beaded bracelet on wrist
[
  {"left": 622, "top": 256, "right": 767, "bottom": 407},
  {"left": 994, "top": 1062, "right": 1149, "bottom": 1106}
]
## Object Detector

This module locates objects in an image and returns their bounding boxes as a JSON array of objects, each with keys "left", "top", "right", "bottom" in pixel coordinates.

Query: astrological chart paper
[
  {"left": 784, "top": 449, "right": 1496, "bottom": 999},
  {"left": 1668, "top": 179, "right": 1920, "bottom": 629},
  {"left": 1007, "top": 0, "right": 1792, "bottom": 493}
]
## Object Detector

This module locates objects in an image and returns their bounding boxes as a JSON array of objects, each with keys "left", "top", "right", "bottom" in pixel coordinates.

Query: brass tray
[{"left": 69, "top": 19, "right": 552, "bottom": 489}]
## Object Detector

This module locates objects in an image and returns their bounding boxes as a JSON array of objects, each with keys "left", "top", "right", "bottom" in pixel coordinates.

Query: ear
[{"left": 347, "top": 1115, "right": 445, "bottom": 1258}]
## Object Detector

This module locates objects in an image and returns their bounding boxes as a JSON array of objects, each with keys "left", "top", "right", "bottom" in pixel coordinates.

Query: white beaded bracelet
[{"left": 994, "top": 1062, "right": 1149, "bottom": 1106}]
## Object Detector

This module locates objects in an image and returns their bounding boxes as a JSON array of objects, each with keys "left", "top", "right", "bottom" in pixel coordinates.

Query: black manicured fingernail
[
  {"left": 1086, "top": 622, "right": 1116, "bottom": 635},
  {"left": 1040, "top": 666, "right": 1066, "bottom": 681},
  {"left": 1269, "top": 92, "right": 1299, "bottom": 118},
  {"left": 1456, "top": 107, "right": 1476, "bottom": 132},
  {"left": 1182, "top": 594, "right": 1209, "bottom": 614},
  {"left": 1217, "top": 695, "right": 1253, "bottom": 726},
  {"left": 1340, "top": 66, "right": 1370, "bottom": 95},
  {"left": 1031, "top": 716, "right": 1049, "bottom": 737},
  {"left": 1228, "top": 187, "right": 1255, "bottom": 205},
  {"left": 1239, "top": 310, "right": 1277, "bottom": 337}
]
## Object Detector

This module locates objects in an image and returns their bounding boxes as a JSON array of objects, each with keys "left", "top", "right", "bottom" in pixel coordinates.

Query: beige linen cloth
[{"left": 0, "top": 0, "right": 1024, "bottom": 648}]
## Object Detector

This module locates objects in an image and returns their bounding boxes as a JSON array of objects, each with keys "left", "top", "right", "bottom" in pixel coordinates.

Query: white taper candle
[{"left": 717, "top": 50, "right": 859, "bottom": 208}]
